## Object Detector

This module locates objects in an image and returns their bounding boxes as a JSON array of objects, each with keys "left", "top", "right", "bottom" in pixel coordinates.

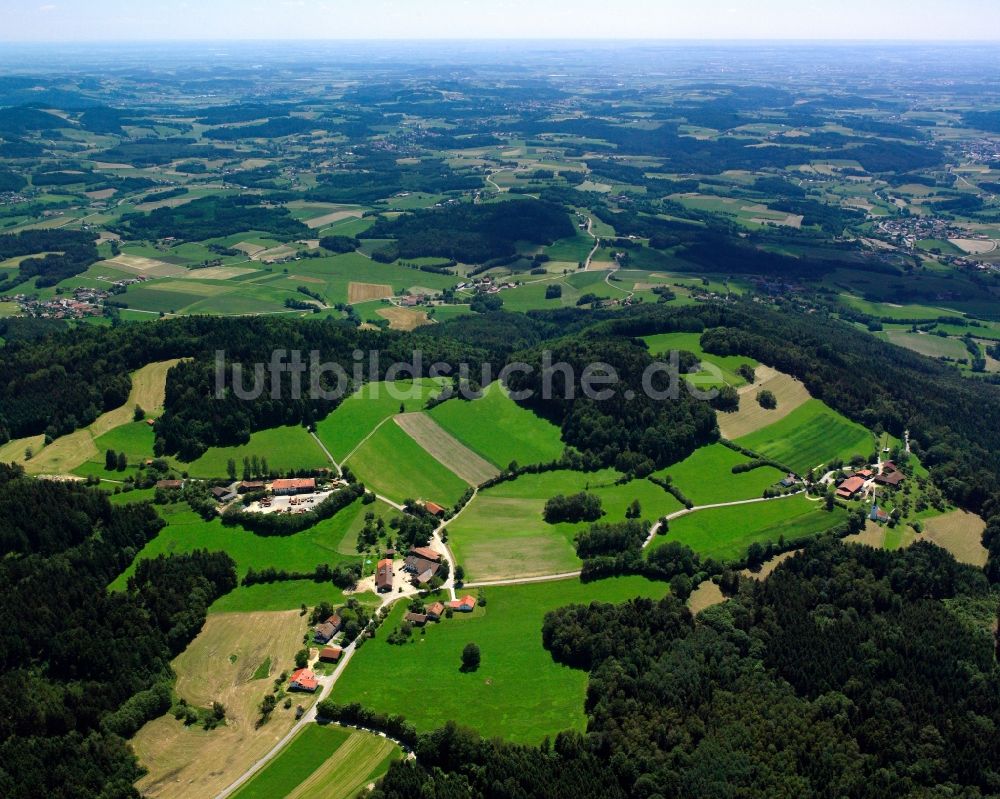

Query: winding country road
[{"left": 227, "top": 434, "right": 809, "bottom": 796}]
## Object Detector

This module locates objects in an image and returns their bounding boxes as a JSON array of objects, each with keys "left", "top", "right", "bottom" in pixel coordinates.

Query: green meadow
[
  {"left": 207, "top": 580, "right": 356, "bottom": 614},
  {"left": 447, "top": 468, "right": 684, "bottom": 581},
  {"left": 110, "top": 496, "right": 382, "bottom": 589},
  {"left": 184, "top": 425, "right": 329, "bottom": 478},
  {"left": 654, "top": 443, "right": 786, "bottom": 505},
  {"left": 428, "top": 382, "right": 565, "bottom": 468},
  {"left": 230, "top": 723, "right": 399, "bottom": 799},
  {"left": 651, "top": 495, "right": 847, "bottom": 562},
  {"left": 330, "top": 576, "right": 670, "bottom": 743},
  {"left": 314, "top": 379, "right": 442, "bottom": 462},
  {"left": 641, "top": 331, "right": 758, "bottom": 386},
  {"left": 736, "top": 398, "right": 874, "bottom": 474},
  {"left": 345, "top": 419, "right": 468, "bottom": 507}
]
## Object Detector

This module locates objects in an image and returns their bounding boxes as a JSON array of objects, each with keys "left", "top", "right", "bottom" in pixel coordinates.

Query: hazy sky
[{"left": 2, "top": 0, "right": 999, "bottom": 42}]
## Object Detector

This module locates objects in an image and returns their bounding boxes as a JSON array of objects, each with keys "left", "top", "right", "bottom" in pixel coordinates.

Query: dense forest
[
  {"left": 360, "top": 199, "right": 575, "bottom": 263},
  {"left": 370, "top": 540, "right": 1000, "bottom": 799},
  {"left": 115, "top": 195, "right": 308, "bottom": 242},
  {"left": 0, "top": 463, "right": 238, "bottom": 799},
  {"left": 0, "top": 228, "right": 99, "bottom": 291}
]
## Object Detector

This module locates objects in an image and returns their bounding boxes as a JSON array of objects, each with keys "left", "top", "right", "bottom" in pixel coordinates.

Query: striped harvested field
[
  {"left": 394, "top": 413, "right": 500, "bottom": 485},
  {"left": 718, "top": 366, "right": 811, "bottom": 440}
]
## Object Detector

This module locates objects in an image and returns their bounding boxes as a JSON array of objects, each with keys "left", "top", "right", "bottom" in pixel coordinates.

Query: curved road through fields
[{"left": 220, "top": 438, "right": 809, "bottom": 796}]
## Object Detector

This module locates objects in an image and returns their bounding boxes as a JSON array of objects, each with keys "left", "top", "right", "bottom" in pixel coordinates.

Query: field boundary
[{"left": 394, "top": 413, "right": 500, "bottom": 485}]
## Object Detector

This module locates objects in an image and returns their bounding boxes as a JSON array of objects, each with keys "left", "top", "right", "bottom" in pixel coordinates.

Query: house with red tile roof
[
  {"left": 289, "top": 668, "right": 318, "bottom": 692},
  {"left": 448, "top": 595, "right": 477, "bottom": 612}
]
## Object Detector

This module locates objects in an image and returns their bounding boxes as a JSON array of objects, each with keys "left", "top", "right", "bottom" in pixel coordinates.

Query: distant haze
[{"left": 1, "top": 0, "right": 1000, "bottom": 42}]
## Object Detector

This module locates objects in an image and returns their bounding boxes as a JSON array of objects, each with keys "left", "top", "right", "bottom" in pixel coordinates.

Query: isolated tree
[
  {"left": 116, "top": 452, "right": 128, "bottom": 471},
  {"left": 625, "top": 499, "right": 642, "bottom": 519},
  {"left": 105, "top": 449, "right": 117, "bottom": 471},
  {"left": 757, "top": 389, "right": 777, "bottom": 409},
  {"left": 294, "top": 649, "right": 309, "bottom": 669},
  {"left": 454, "top": 564, "right": 465, "bottom": 585},
  {"left": 461, "top": 642, "right": 481, "bottom": 672},
  {"left": 133, "top": 405, "right": 145, "bottom": 422},
  {"left": 227, "top": 458, "right": 237, "bottom": 481}
]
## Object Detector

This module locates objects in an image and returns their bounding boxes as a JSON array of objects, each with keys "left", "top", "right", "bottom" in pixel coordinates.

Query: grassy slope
[
  {"left": 641, "top": 331, "right": 758, "bottom": 386},
  {"left": 345, "top": 420, "right": 468, "bottom": 507},
  {"left": 653, "top": 443, "right": 786, "bottom": 505},
  {"left": 184, "top": 425, "right": 328, "bottom": 478},
  {"left": 110, "top": 497, "right": 379, "bottom": 589},
  {"left": 736, "top": 398, "right": 873, "bottom": 475},
  {"left": 230, "top": 725, "right": 352, "bottom": 799},
  {"left": 428, "top": 382, "right": 565, "bottom": 468},
  {"left": 314, "top": 379, "right": 442, "bottom": 462},
  {"left": 651, "top": 495, "right": 847, "bottom": 561},
  {"left": 447, "top": 468, "right": 683, "bottom": 581},
  {"left": 331, "top": 576, "right": 670, "bottom": 743}
]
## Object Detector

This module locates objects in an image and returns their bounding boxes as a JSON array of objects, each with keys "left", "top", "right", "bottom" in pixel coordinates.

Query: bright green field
[
  {"left": 230, "top": 723, "right": 399, "bottom": 799},
  {"left": 330, "top": 576, "right": 670, "bottom": 743},
  {"left": 314, "top": 379, "right": 442, "bottom": 462},
  {"left": 641, "top": 331, "right": 758, "bottom": 387},
  {"left": 76, "top": 421, "right": 161, "bottom": 479},
  {"left": 184, "top": 425, "right": 328, "bottom": 478},
  {"left": 345, "top": 419, "right": 468, "bottom": 507},
  {"left": 428, "top": 382, "right": 565, "bottom": 468},
  {"left": 881, "top": 330, "right": 969, "bottom": 360},
  {"left": 736, "top": 399, "right": 874, "bottom": 475},
  {"left": 231, "top": 724, "right": 351, "bottom": 799},
  {"left": 208, "top": 580, "right": 354, "bottom": 614},
  {"left": 447, "top": 468, "right": 684, "bottom": 581},
  {"left": 110, "top": 496, "right": 381, "bottom": 589},
  {"left": 654, "top": 443, "right": 786, "bottom": 505},
  {"left": 652, "top": 495, "right": 847, "bottom": 561}
]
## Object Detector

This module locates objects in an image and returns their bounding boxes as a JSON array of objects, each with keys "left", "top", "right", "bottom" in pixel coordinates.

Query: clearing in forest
[
  {"left": 921, "top": 510, "right": 988, "bottom": 566},
  {"left": 23, "top": 359, "right": 182, "bottom": 475},
  {"left": 394, "top": 412, "right": 500, "bottom": 485},
  {"left": 133, "top": 611, "right": 310, "bottom": 799},
  {"left": 717, "top": 366, "right": 812, "bottom": 440}
]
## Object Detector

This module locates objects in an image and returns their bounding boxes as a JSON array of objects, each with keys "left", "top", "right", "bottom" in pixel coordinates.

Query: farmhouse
[
  {"left": 237, "top": 480, "right": 265, "bottom": 493},
  {"left": 404, "top": 612, "right": 428, "bottom": 626},
  {"left": 780, "top": 473, "right": 797, "bottom": 488},
  {"left": 376, "top": 558, "right": 394, "bottom": 593},
  {"left": 426, "top": 601, "right": 445, "bottom": 621},
  {"left": 404, "top": 547, "right": 441, "bottom": 584},
  {"left": 836, "top": 475, "right": 866, "bottom": 500},
  {"left": 319, "top": 646, "right": 343, "bottom": 663},
  {"left": 270, "top": 477, "right": 316, "bottom": 495},
  {"left": 449, "top": 595, "right": 477, "bottom": 613},
  {"left": 424, "top": 501, "right": 446, "bottom": 517},
  {"left": 314, "top": 622, "right": 338, "bottom": 643},
  {"left": 289, "top": 668, "right": 318, "bottom": 692}
]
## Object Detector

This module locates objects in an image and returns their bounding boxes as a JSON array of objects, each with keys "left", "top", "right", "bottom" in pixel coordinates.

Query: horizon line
[{"left": 1, "top": 37, "right": 1000, "bottom": 45}]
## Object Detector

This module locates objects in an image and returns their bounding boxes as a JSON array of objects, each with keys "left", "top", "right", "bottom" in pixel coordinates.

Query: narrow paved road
[{"left": 214, "top": 639, "right": 361, "bottom": 799}]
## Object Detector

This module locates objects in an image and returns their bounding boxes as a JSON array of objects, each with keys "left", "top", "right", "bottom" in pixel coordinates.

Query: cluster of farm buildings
[{"left": 834, "top": 460, "right": 905, "bottom": 501}]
